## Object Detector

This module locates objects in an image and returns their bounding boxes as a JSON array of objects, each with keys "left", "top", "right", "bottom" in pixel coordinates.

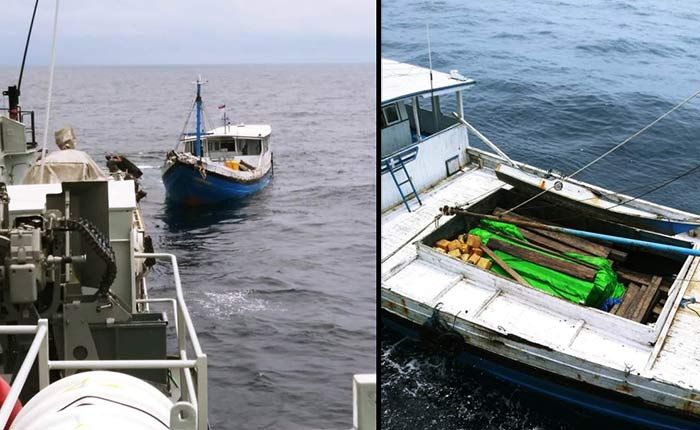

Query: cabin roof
[
  {"left": 182, "top": 124, "right": 271, "bottom": 140},
  {"left": 381, "top": 58, "right": 475, "bottom": 106}
]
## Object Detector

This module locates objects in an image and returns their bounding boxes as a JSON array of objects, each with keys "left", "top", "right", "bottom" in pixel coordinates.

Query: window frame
[{"left": 382, "top": 103, "right": 401, "bottom": 127}]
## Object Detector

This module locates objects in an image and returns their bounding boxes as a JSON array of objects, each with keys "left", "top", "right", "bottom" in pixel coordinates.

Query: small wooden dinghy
[
  {"left": 495, "top": 163, "right": 700, "bottom": 236},
  {"left": 161, "top": 77, "right": 273, "bottom": 206}
]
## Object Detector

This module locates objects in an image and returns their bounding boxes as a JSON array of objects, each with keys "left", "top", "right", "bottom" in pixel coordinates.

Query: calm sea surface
[
  {"left": 0, "top": 63, "right": 375, "bottom": 429},
  {"left": 383, "top": 0, "right": 700, "bottom": 429}
]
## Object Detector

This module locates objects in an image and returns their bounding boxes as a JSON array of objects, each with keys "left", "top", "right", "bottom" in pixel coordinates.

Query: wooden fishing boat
[
  {"left": 381, "top": 58, "right": 700, "bottom": 429},
  {"left": 495, "top": 163, "right": 700, "bottom": 236},
  {"left": 161, "top": 77, "right": 273, "bottom": 206}
]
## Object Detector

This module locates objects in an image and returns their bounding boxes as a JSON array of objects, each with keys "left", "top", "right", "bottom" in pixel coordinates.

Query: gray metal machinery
[{"left": 0, "top": 179, "right": 168, "bottom": 403}]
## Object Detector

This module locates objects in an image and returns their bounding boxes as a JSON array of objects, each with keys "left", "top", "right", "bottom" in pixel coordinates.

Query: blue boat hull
[
  {"left": 383, "top": 312, "right": 700, "bottom": 429},
  {"left": 162, "top": 160, "right": 271, "bottom": 206}
]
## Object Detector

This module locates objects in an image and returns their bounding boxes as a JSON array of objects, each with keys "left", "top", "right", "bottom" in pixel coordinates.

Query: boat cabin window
[
  {"left": 220, "top": 139, "right": 236, "bottom": 152},
  {"left": 239, "top": 139, "right": 262, "bottom": 155},
  {"left": 381, "top": 103, "right": 401, "bottom": 128}
]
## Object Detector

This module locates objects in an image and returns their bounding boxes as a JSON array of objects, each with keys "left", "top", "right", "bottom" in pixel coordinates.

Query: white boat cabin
[
  {"left": 180, "top": 124, "right": 272, "bottom": 169},
  {"left": 381, "top": 59, "right": 475, "bottom": 211}
]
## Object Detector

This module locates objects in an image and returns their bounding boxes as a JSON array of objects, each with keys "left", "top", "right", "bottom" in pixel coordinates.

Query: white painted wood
[
  {"left": 381, "top": 125, "right": 470, "bottom": 211},
  {"left": 418, "top": 245, "right": 654, "bottom": 344},
  {"left": 471, "top": 289, "right": 500, "bottom": 320},
  {"left": 435, "top": 280, "right": 496, "bottom": 316},
  {"left": 382, "top": 59, "right": 474, "bottom": 105},
  {"left": 382, "top": 286, "right": 700, "bottom": 414}
]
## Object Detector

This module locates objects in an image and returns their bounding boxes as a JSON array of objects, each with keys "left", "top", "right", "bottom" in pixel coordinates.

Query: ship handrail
[
  {"left": 0, "top": 319, "right": 49, "bottom": 428},
  {"left": 0, "top": 252, "right": 208, "bottom": 430}
]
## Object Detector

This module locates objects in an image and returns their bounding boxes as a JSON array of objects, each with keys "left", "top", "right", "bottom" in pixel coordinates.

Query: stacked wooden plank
[{"left": 610, "top": 270, "right": 667, "bottom": 323}]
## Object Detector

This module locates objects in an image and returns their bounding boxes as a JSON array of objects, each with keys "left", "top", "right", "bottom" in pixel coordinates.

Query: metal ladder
[{"left": 385, "top": 156, "right": 422, "bottom": 212}]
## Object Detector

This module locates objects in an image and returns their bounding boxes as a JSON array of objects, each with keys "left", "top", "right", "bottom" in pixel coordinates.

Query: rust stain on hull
[{"left": 383, "top": 297, "right": 410, "bottom": 318}]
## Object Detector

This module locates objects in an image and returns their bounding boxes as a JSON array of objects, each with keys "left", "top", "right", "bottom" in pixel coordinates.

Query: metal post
[
  {"left": 412, "top": 97, "right": 421, "bottom": 142},
  {"left": 196, "top": 355, "right": 208, "bottom": 430},
  {"left": 456, "top": 91, "right": 464, "bottom": 120},
  {"left": 38, "top": 319, "right": 50, "bottom": 389},
  {"left": 451, "top": 113, "right": 516, "bottom": 166}
]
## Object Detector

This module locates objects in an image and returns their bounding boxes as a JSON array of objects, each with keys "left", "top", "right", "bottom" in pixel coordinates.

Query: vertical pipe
[
  {"left": 432, "top": 95, "right": 440, "bottom": 132},
  {"left": 412, "top": 96, "right": 421, "bottom": 142},
  {"left": 456, "top": 91, "right": 464, "bottom": 120}
]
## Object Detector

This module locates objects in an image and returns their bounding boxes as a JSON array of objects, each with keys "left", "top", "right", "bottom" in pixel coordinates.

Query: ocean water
[
  {"left": 382, "top": 0, "right": 700, "bottom": 428},
  {"left": 0, "top": 63, "right": 375, "bottom": 429}
]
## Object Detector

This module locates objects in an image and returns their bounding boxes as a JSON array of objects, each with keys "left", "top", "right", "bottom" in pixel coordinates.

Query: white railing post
[
  {"left": 353, "top": 374, "right": 376, "bottom": 430},
  {"left": 38, "top": 319, "right": 50, "bottom": 389},
  {"left": 0, "top": 321, "right": 48, "bottom": 427},
  {"left": 196, "top": 354, "right": 208, "bottom": 430}
]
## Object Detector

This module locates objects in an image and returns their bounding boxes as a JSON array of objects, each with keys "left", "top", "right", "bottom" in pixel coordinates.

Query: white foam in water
[{"left": 198, "top": 290, "right": 274, "bottom": 317}]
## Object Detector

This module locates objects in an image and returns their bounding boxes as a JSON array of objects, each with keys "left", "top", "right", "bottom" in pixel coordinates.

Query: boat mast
[{"left": 195, "top": 75, "right": 203, "bottom": 158}]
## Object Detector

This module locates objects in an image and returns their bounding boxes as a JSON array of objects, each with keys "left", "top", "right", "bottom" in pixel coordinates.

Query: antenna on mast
[{"left": 426, "top": 0, "right": 437, "bottom": 128}]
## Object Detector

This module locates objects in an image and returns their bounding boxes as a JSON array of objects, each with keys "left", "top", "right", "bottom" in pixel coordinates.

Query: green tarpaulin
[{"left": 470, "top": 219, "right": 625, "bottom": 309}]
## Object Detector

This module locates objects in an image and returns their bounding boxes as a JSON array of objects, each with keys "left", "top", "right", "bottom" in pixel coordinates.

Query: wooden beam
[
  {"left": 615, "top": 283, "right": 641, "bottom": 317},
  {"left": 493, "top": 208, "right": 611, "bottom": 257},
  {"left": 607, "top": 248, "right": 629, "bottom": 263},
  {"left": 616, "top": 268, "right": 653, "bottom": 286},
  {"left": 517, "top": 228, "right": 590, "bottom": 256},
  {"left": 480, "top": 244, "right": 529, "bottom": 286},
  {"left": 633, "top": 276, "right": 663, "bottom": 323},
  {"left": 628, "top": 284, "right": 649, "bottom": 320},
  {"left": 487, "top": 238, "right": 598, "bottom": 281}
]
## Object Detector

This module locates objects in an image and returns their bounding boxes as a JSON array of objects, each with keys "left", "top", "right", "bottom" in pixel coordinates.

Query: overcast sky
[{"left": 0, "top": 0, "right": 375, "bottom": 65}]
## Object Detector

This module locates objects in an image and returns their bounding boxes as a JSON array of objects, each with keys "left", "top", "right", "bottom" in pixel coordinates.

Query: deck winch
[{"left": 0, "top": 181, "right": 169, "bottom": 404}]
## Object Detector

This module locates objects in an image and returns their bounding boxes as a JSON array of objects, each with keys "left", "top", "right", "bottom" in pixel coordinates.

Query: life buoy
[{"left": 0, "top": 377, "right": 22, "bottom": 430}]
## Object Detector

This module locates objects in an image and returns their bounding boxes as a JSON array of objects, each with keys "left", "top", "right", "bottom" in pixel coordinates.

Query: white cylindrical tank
[{"left": 10, "top": 371, "right": 172, "bottom": 430}]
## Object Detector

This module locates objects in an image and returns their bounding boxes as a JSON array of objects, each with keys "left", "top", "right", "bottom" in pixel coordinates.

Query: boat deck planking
[{"left": 382, "top": 166, "right": 505, "bottom": 274}]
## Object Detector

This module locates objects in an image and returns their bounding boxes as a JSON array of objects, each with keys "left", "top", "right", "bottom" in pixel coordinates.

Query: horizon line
[{"left": 0, "top": 60, "right": 375, "bottom": 67}]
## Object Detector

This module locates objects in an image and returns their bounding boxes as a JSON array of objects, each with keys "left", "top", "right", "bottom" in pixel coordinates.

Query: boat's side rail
[{"left": 0, "top": 253, "right": 208, "bottom": 430}]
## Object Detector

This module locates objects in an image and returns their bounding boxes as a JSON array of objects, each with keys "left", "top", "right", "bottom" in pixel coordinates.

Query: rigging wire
[
  {"left": 39, "top": 0, "right": 60, "bottom": 183},
  {"left": 17, "top": 0, "right": 39, "bottom": 91},
  {"left": 606, "top": 163, "right": 700, "bottom": 211},
  {"left": 501, "top": 87, "right": 700, "bottom": 215}
]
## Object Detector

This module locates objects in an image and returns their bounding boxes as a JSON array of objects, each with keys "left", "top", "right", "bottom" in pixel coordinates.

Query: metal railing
[
  {"left": 0, "top": 252, "right": 207, "bottom": 430},
  {"left": 0, "top": 108, "right": 37, "bottom": 147}
]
